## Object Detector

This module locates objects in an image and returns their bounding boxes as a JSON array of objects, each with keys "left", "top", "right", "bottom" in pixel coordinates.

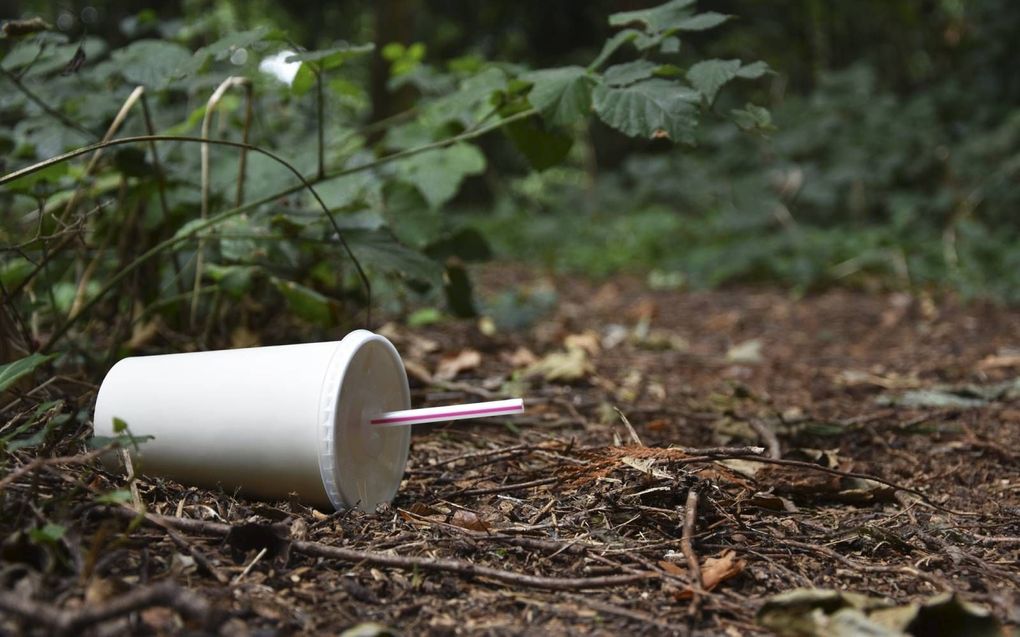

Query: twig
[
  {"left": 61, "top": 85, "right": 145, "bottom": 224},
  {"left": 195, "top": 76, "right": 249, "bottom": 327},
  {"left": 139, "top": 92, "right": 186, "bottom": 299},
  {"left": 614, "top": 407, "right": 644, "bottom": 446},
  {"left": 681, "top": 486, "right": 704, "bottom": 615},
  {"left": 0, "top": 67, "right": 97, "bottom": 140},
  {"left": 232, "top": 547, "right": 267, "bottom": 585},
  {"left": 747, "top": 418, "right": 781, "bottom": 459},
  {"left": 454, "top": 476, "right": 559, "bottom": 497},
  {"left": 107, "top": 507, "right": 650, "bottom": 591},
  {"left": 0, "top": 448, "right": 106, "bottom": 492},
  {"left": 0, "top": 581, "right": 213, "bottom": 635}
]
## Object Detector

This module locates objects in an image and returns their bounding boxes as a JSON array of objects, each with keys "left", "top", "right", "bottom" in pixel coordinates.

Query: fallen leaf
[
  {"left": 673, "top": 550, "right": 746, "bottom": 599},
  {"left": 502, "top": 346, "right": 538, "bottom": 368},
  {"left": 757, "top": 589, "right": 1002, "bottom": 637},
  {"left": 231, "top": 326, "right": 260, "bottom": 349},
  {"left": 726, "top": 339, "right": 763, "bottom": 363},
  {"left": 403, "top": 359, "right": 433, "bottom": 384},
  {"left": 976, "top": 350, "right": 1020, "bottom": 371},
  {"left": 564, "top": 330, "right": 600, "bottom": 356},
  {"left": 524, "top": 347, "right": 593, "bottom": 383},
  {"left": 434, "top": 349, "right": 481, "bottom": 381},
  {"left": 450, "top": 509, "right": 489, "bottom": 532}
]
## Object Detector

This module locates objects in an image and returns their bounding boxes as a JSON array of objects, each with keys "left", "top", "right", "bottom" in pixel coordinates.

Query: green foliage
[
  {"left": 0, "top": 0, "right": 765, "bottom": 357},
  {"left": 0, "top": 354, "right": 56, "bottom": 393}
]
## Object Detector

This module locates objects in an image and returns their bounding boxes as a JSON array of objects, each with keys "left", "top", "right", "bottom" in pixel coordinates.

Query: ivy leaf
[
  {"left": 593, "top": 78, "right": 700, "bottom": 143},
  {"left": 0, "top": 353, "right": 57, "bottom": 393},
  {"left": 687, "top": 59, "right": 742, "bottom": 103},
  {"left": 604, "top": 60, "right": 661, "bottom": 87},
  {"left": 609, "top": 0, "right": 697, "bottom": 32},
  {"left": 396, "top": 143, "right": 486, "bottom": 209},
  {"left": 522, "top": 66, "right": 594, "bottom": 127},
  {"left": 111, "top": 39, "right": 191, "bottom": 88}
]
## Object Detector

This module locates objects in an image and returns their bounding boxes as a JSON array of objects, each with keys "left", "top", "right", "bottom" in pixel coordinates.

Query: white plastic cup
[{"left": 93, "top": 330, "right": 410, "bottom": 512}]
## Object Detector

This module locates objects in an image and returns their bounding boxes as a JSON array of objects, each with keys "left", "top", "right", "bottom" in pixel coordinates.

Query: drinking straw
[{"left": 370, "top": 398, "right": 524, "bottom": 428}]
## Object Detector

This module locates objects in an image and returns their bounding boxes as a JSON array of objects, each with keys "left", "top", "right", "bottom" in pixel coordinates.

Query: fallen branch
[
  {"left": 107, "top": 507, "right": 649, "bottom": 591},
  {"left": 681, "top": 486, "right": 704, "bottom": 616},
  {"left": 0, "top": 581, "right": 212, "bottom": 636}
]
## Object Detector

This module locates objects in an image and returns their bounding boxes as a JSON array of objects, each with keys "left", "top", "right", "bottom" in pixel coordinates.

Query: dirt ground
[{"left": 2, "top": 267, "right": 1019, "bottom": 635}]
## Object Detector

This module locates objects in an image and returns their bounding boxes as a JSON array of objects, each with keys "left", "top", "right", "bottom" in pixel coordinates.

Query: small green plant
[{"left": 0, "top": 0, "right": 768, "bottom": 363}]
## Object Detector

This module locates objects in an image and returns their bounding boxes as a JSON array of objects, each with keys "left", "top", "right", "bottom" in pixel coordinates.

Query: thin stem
[
  {"left": 140, "top": 92, "right": 187, "bottom": 300},
  {"left": 196, "top": 76, "right": 248, "bottom": 327},
  {"left": 0, "top": 68, "right": 97, "bottom": 140},
  {"left": 236, "top": 83, "right": 254, "bottom": 208},
  {"left": 316, "top": 69, "right": 325, "bottom": 180}
]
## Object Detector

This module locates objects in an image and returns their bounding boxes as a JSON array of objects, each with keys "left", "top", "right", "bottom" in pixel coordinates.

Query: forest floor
[{"left": 2, "top": 266, "right": 1019, "bottom": 636}]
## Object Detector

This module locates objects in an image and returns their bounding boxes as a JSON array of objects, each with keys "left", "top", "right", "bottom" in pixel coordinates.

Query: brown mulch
[{"left": 2, "top": 269, "right": 1019, "bottom": 635}]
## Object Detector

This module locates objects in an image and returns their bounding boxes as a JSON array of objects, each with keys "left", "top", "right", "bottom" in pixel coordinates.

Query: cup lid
[{"left": 317, "top": 330, "right": 410, "bottom": 511}]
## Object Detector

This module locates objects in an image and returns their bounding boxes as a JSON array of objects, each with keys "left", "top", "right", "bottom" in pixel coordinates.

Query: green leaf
[
  {"left": 113, "top": 417, "right": 128, "bottom": 433},
  {"left": 111, "top": 39, "right": 191, "bottom": 88},
  {"left": 0, "top": 353, "right": 56, "bottom": 393},
  {"left": 604, "top": 60, "right": 661, "bottom": 87},
  {"left": 286, "top": 43, "right": 374, "bottom": 69},
  {"left": 396, "top": 143, "right": 486, "bottom": 209},
  {"left": 345, "top": 229, "right": 443, "bottom": 284},
  {"left": 589, "top": 29, "right": 641, "bottom": 70},
  {"left": 425, "top": 228, "right": 493, "bottom": 263},
  {"left": 272, "top": 278, "right": 335, "bottom": 326},
  {"left": 736, "top": 61, "right": 770, "bottom": 79},
  {"left": 205, "top": 264, "right": 257, "bottom": 298},
  {"left": 523, "top": 66, "right": 594, "bottom": 127},
  {"left": 731, "top": 103, "right": 774, "bottom": 132},
  {"left": 29, "top": 523, "right": 66, "bottom": 544},
  {"left": 503, "top": 115, "right": 573, "bottom": 170},
  {"left": 198, "top": 27, "right": 276, "bottom": 62},
  {"left": 95, "top": 490, "right": 133, "bottom": 504},
  {"left": 675, "top": 12, "right": 731, "bottom": 31},
  {"left": 1, "top": 257, "right": 34, "bottom": 289},
  {"left": 407, "top": 307, "right": 443, "bottom": 327},
  {"left": 593, "top": 78, "right": 700, "bottom": 143},
  {"left": 443, "top": 261, "right": 477, "bottom": 318},
  {"left": 609, "top": 0, "right": 697, "bottom": 32},
  {"left": 687, "top": 59, "right": 742, "bottom": 103}
]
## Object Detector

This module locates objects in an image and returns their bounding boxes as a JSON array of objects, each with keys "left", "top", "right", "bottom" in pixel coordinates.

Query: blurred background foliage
[{"left": 1, "top": 0, "right": 1018, "bottom": 366}]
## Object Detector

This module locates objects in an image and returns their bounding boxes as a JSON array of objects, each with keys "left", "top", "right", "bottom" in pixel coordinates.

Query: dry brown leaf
[
  {"left": 564, "top": 330, "right": 601, "bottom": 356},
  {"left": 673, "top": 550, "right": 746, "bottom": 599},
  {"left": 403, "top": 359, "right": 433, "bottom": 384},
  {"left": 127, "top": 319, "right": 161, "bottom": 350},
  {"left": 502, "top": 346, "right": 538, "bottom": 368},
  {"left": 450, "top": 509, "right": 489, "bottom": 532},
  {"left": 231, "top": 326, "right": 260, "bottom": 349},
  {"left": 977, "top": 353, "right": 1020, "bottom": 370},
  {"left": 658, "top": 560, "right": 686, "bottom": 576},
  {"left": 434, "top": 349, "right": 482, "bottom": 381},
  {"left": 524, "top": 347, "right": 593, "bottom": 383}
]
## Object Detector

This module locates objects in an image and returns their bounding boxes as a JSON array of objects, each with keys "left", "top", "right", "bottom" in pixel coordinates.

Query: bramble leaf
[
  {"left": 523, "top": 66, "right": 594, "bottom": 127},
  {"left": 593, "top": 78, "right": 700, "bottom": 143}
]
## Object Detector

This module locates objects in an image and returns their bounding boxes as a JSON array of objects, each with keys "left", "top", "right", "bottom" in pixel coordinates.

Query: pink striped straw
[{"left": 370, "top": 398, "right": 524, "bottom": 428}]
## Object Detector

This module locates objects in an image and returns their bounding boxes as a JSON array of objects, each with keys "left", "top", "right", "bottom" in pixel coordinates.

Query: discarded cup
[{"left": 93, "top": 330, "right": 524, "bottom": 512}]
